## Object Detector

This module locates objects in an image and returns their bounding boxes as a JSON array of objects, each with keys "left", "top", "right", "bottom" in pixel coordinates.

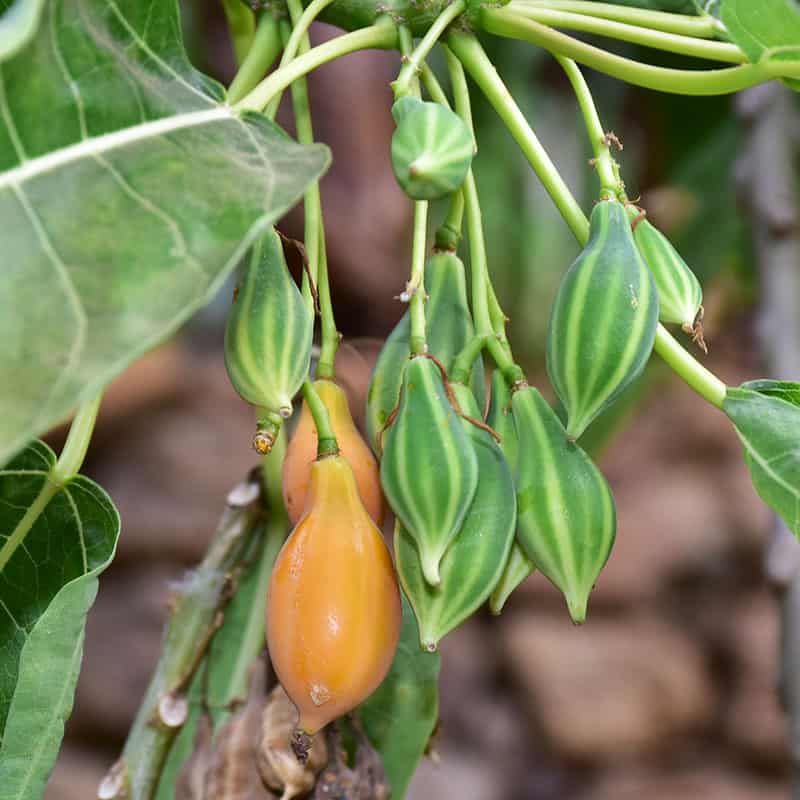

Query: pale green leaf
[
  {"left": 724, "top": 386, "right": 800, "bottom": 537},
  {"left": 0, "top": 0, "right": 46, "bottom": 61},
  {"left": 0, "top": 0, "right": 330, "bottom": 464},
  {"left": 0, "top": 440, "right": 120, "bottom": 798}
]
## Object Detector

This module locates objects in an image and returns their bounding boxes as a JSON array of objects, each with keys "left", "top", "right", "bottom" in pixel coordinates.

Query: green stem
[
  {"left": 481, "top": 9, "right": 788, "bottom": 95},
  {"left": 509, "top": 0, "right": 724, "bottom": 39},
  {"left": 451, "top": 334, "right": 488, "bottom": 384},
  {"left": 278, "top": 6, "right": 325, "bottom": 322},
  {"left": 234, "top": 22, "right": 397, "bottom": 112},
  {"left": 409, "top": 200, "right": 430, "bottom": 355},
  {"left": 316, "top": 230, "right": 340, "bottom": 378},
  {"left": 221, "top": 0, "right": 256, "bottom": 65},
  {"left": 302, "top": 379, "right": 339, "bottom": 457},
  {"left": 260, "top": 421, "right": 288, "bottom": 513},
  {"left": 448, "top": 30, "right": 589, "bottom": 243},
  {"left": 555, "top": 55, "right": 620, "bottom": 198},
  {"left": 53, "top": 391, "right": 102, "bottom": 483},
  {"left": 264, "top": 0, "right": 336, "bottom": 119},
  {"left": 435, "top": 189, "right": 464, "bottom": 251},
  {"left": 463, "top": 171, "right": 492, "bottom": 336},
  {"left": 419, "top": 61, "right": 449, "bottom": 104},
  {"left": 443, "top": 44, "right": 511, "bottom": 345},
  {"left": 281, "top": 0, "right": 336, "bottom": 65},
  {"left": 507, "top": 5, "right": 744, "bottom": 63},
  {"left": 653, "top": 325, "right": 726, "bottom": 407},
  {"left": 227, "top": 12, "right": 283, "bottom": 105},
  {"left": 392, "top": 0, "right": 467, "bottom": 99}
]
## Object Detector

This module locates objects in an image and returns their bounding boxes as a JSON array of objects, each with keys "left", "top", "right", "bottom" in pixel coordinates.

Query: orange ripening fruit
[
  {"left": 283, "top": 379, "right": 385, "bottom": 526},
  {"left": 267, "top": 454, "right": 402, "bottom": 734}
]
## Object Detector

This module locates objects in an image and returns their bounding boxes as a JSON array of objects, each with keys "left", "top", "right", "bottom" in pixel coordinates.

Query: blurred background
[{"left": 45, "top": 2, "right": 799, "bottom": 797}]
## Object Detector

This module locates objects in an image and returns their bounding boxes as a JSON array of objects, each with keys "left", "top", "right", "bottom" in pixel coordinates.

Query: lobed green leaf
[
  {"left": 0, "top": 440, "right": 119, "bottom": 798},
  {"left": 0, "top": 0, "right": 329, "bottom": 465},
  {"left": 724, "top": 385, "right": 800, "bottom": 536}
]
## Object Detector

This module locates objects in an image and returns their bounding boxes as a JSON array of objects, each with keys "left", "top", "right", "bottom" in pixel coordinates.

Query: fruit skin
[
  {"left": 394, "top": 381, "right": 516, "bottom": 650},
  {"left": 267, "top": 455, "right": 401, "bottom": 735},
  {"left": 633, "top": 217, "right": 703, "bottom": 330},
  {"left": 546, "top": 199, "right": 658, "bottom": 440},
  {"left": 485, "top": 370, "right": 535, "bottom": 614},
  {"left": 366, "top": 252, "right": 485, "bottom": 453},
  {"left": 224, "top": 228, "right": 313, "bottom": 420},
  {"left": 283, "top": 379, "right": 385, "bottom": 526},
  {"left": 390, "top": 97, "right": 475, "bottom": 201},
  {"left": 511, "top": 385, "right": 616, "bottom": 624},
  {"left": 380, "top": 356, "right": 479, "bottom": 587}
]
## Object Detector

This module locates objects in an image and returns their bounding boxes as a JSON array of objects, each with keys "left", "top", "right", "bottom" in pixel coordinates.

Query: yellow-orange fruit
[
  {"left": 267, "top": 455, "right": 402, "bottom": 734},
  {"left": 283, "top": 379, "right": 385, "bottom": 526}
]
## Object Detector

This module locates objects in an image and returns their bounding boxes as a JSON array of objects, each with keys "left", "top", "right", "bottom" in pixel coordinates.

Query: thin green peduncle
[
  {"left": 234, "top": 21, "right": 397, "bottom": 112},
  {"left": 507, "top": 5, "right": 745, "bottom": 64},
  {"left": 393, "top": 0, "right": 467, "bottom": 99},
  {"left": 448, "top": 31, "right": 589, "bottom": 243},
  {"left": 480, "top": 9, "right": 794, "bottom": 95},
  {"left": 315, "top": 230, "right": 340, "bottom": 379},
  {"left": 409, "top": 200, "right": 430, "bottom": 356},
  {"left": 509, "top": 0, "right": 724, "bottom": 39},
  {"left": 227, "top": 12, "right": 283, "bottom": 105},
  {"left": 282, "top": 0, "right": 337, "bottom": 65},
  {"left": 555, "top": 55, "right": 621, "bottom": 199},
  {"left": 302, "top": 380, "right": 339, "bottom": 457},
  {"left": 221, "top": 0, "right": 256, "bottom": 65}
]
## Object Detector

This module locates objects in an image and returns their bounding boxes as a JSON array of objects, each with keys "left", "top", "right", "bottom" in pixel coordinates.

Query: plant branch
[
  {"left": 507, "top": 4, "right": 744, "bottom": 63},
  {"left": 509, "top": 0, "right": 725, "bottom": 39},
  {"left": 316, "top": 230, "right": 340, "bottom": 378},
  {"left": 227, "top": 12, "right": 283, "bottom": 105},
  {"left": 114, "top": 480, "right": 263, "bottom": 799},
  {"left": 53, "top": 391, "right": 102, "bottom": 483},
  {"left": 480, "top": 9, "right": 790, "bottom": 95},
  {"left": 448, "top": 30, "right": 589, "bottom": 243},
  {"left": 234, "top": 22, "right": 397, "bottom": 112},
  {"left": 393, "top": 0, "right": 467, "bottom": 99}
]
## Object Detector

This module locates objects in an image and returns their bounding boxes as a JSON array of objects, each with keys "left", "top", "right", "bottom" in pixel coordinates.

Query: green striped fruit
[
  {"left": 366, "top": 252, "right": 485, "bottom": 453},
  {"left": 486, "top": 370, "right": 536, "bottom": 614},
  {"left": 390, "top": 98, "right": 475, "bottom": 201},
  {"left": 546, "top": 199, "right": 658, "bottom": 440},
  {"left": 395, "top": 382, "right": 516, "bottom": 650},
  {"left": 633, "top": 217, "right": 703, "bottom": 332},
  {"left": 380, "top": 356, "right": 479, "bottom": 587},
  {"left": 489, "top": 544, "right": 535, "bottom": 615},
  {"left": 512, "top": 385, "right": 616, "bottom": 623},
  {"left": 224, "top": 229, "right": 312, "bottom": 428}
]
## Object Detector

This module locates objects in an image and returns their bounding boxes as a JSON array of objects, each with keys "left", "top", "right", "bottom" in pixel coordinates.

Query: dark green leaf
[
  {"left": 721, "top": 0, "right": 800, "bottom": 88},
  {"left": 742, "top": 379, "right": 800, "bottom": 407},
  {"left": 0, "top": 0, "right": 329, "bottom": 464},
  {"left": 0, "top": 440, "right": 119, "bottom": 797},
  {"left": 0, "top": 0, "right": 46, "bottom": 60},
  {"left": 724, "top": 386, "right": 800, "bottom": 536},
  {"left": 360, "top": 593, "right": 440, "bottom": 799}
]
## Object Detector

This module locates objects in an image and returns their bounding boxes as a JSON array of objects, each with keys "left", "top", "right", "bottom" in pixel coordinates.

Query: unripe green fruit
[
  {"left": 485, "top": 370, "right": 535, "bottom": 614},
  {"left": 366, "top": 252, "right": 485, "bottom": 453},
  {"left": 511, "top": 385, "right": 616, "bottom": 624},
  {"left": 546, "top": 199, "right": 659, "bottom": 440},
  {"left": 224, "top": 229, "right": 312, "bottom": 427},
  {"left": 390, "top": 98, "right": 475, "bottom": 201},
  {"left": 633, "top": 217, "right": 704, "bottom": 341},
  {"left": 395, "top": 382, "right": 515, "bottom": 650},
  {"left": 380, "top": 356, "right": 479, "bottom": 587}
]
